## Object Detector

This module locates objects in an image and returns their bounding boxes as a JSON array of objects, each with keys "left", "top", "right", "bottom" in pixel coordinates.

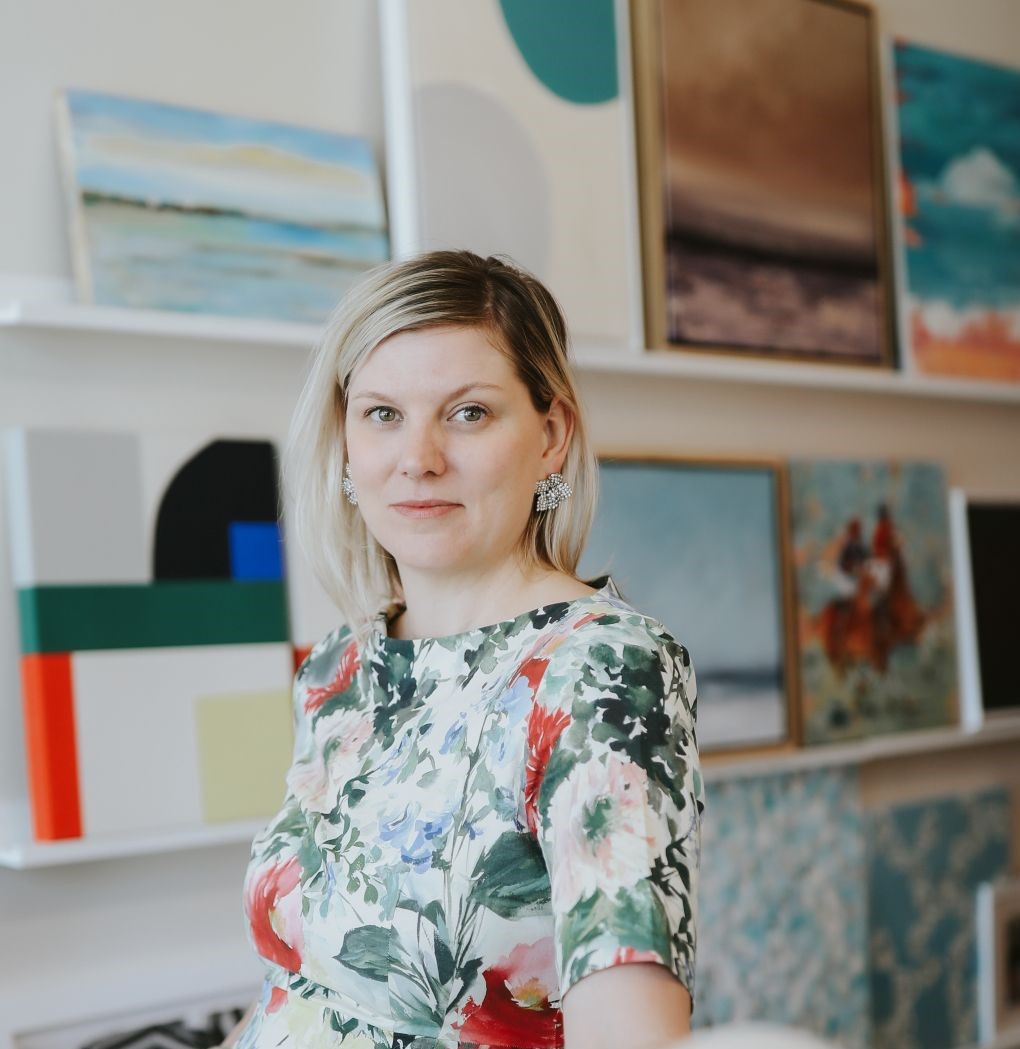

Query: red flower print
[
  {"left": 245, "top": 855, "right": 304, "bottom": 972},
  {"left": 303, "top": 640, "right": 361, "bottom": 714},
  {"left": 612, "top": 946, "right": 663, "bottom": 966},
  {"left": 457, "top": 938, "right": 563, "bottom": 1047},
  {"left": 571, "top": 611, "right": 603, "bottom": 630},
  {"left": 266, "top": 985, "right": 288, "bottom": 1014},
  {"left": 524, "top": 702, "right": 571, "bottom": 835}
]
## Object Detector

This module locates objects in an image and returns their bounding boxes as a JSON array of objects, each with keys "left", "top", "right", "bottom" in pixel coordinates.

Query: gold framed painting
[
  {"left": 578, "top": 452, "right": 801, "bottom": 759},
  {"left": 631, "top": 0, "right": 897, "bottom": 368}
]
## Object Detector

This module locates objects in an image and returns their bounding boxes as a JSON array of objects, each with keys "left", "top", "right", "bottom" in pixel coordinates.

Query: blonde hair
[{"left": 281, "top": 249, "right": 600, "bottom": 645}]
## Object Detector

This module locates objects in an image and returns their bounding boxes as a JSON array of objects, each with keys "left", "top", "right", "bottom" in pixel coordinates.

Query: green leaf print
[
  {"left": 470, "top": 831, "right": 551, "bottom": 919},
  {"left": 336, "top": 925, "right": 392, "bottom": 982}
]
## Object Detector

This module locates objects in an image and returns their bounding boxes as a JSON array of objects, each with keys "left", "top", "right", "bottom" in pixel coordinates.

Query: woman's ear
[{"left": 540, "top": 396, "right": 575, "bottom": 472}]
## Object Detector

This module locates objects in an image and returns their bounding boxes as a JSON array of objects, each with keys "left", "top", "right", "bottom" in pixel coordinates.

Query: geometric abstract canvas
[
  {"left": 866, "top": 787, "right": 1012, "bottom": 1049},
  {"left": 788, "top": 459, "right": 958, "bottom": 744},
  {"left": 892, "top": 42, "right": 1020, "bottom": 382},
  {"left": 695, "top": 767, "right": 870, "bottom": 1046},
  {"left": 55, "top": 88, "right": 389, "bottom": 324},
  {"left": 2, "top": 427, "right": 297, "bottom": 840}
]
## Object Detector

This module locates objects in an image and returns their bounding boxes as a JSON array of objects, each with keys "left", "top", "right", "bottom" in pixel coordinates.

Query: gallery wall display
[
  {"left": 867, "top": 787, "right": 1012, "bottom": 1049},
  {"left": 578, "top": 455, "right": 799, "bottom": 756},
  {"left": 3, "top": 427, "right": 302, "bottom": 841},
  {"left": 787, "top": 459, "right": 958, "bottom": 745},
  {"left": 977, "top": 877, "right": 1020, "bottom": 1046},
  {"left": 379, "top": 0, "right": 643, "bottom": 351},
  {"left": 631, "top": 0, "right": 895, "bottom": 367},
  {"left": 54, "top": 88, "right": 389, "bottom": 324},
  {"left": 890, "top": 41, "right": 1020, "bottom": 383},
  {"left": 949, "top": 491, "right": 1020, "bottom": 731},
  {"left": 695, "top": 767, "right": 869, "bottom": 1046}
]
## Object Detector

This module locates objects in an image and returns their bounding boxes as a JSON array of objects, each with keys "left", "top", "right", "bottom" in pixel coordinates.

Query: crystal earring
[
  {"left": 534, "top": 472, "right": 572, "bottom": 512},
  {"left": 341, "top": 463, "right": 358, "bottom": 506}
]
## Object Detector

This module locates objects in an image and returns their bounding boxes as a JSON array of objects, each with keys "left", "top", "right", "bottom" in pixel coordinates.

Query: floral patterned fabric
[{"left": 237, "top": 575, "right": 702, "bottom": 1049}]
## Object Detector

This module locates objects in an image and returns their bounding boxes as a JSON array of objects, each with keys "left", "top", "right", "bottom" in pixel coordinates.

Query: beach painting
[
  {"left": 55, "top": 88, "right": 389, "bottom": 323},
  {"left": 788, "top": 459, "right": 957, "bottom": 745},
  {"left": 637, "top": 0, "right": 892, "bottom": 364},
  {"left": 578, "top": 457, "right": 797, "bottom": 755},
  {"left": 893, "top": 42, "right": 1020, "bottom": 382}
]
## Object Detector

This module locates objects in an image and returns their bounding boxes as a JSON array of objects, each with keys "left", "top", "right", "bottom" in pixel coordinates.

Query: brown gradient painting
[{"left": 632, "top": 0, "right": 895, "bottom": 365}]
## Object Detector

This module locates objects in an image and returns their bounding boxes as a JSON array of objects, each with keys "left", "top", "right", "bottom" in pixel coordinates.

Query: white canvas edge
[
  {"left": 52, "top": 89, "right": 95, "bottom": 306},
  {"left": 977, "top": 880, "right": 997, "bottom": 1045},
  {"left": 2, "top": 428, "right": 34, "bottom": 588},
  {"left": 379, "top": 0, "right": 419, "bottom": 259},
  {"left": 878, "top": 33, "right": 915, "bottom": 378},
  {"left": 948, "top": 487, "right": 983, "bottom": 732}
]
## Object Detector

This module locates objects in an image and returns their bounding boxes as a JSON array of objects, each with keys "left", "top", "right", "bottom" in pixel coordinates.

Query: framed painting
[
  {"left": 577, "top": 454, "right": 799, "bottom": 757},
  {"left": 787, "top": 459, "right": 958, "bottom": 745},
  {"left": 890, "top": 41, "right": 1020, "bottom": 383},
  {"left": 2, "top": 426, "right": 322, "bottom": 841},
  {"left": 978, "top": 878, "right": 1020, "bottom": 1046},
  {"left": 379, "top": 0, "right": 644, "bottom": 352},
  {"left": 949, "top": 491, "right": 1020, "bottom": 730},
  {"left": 55, "top": 88, "right": 389, "bottom": 324},
  {"left": 631, "top": 0, "right": 895, "bottom": 366}
]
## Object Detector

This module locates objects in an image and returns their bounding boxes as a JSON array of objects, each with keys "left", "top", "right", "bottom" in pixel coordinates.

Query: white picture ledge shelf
[
  {"left": 2, "top": 715, "right": 1018, "bottom": 868},
  {"left": 4, "top": 299, "right": 1020, "bottom": 405}
]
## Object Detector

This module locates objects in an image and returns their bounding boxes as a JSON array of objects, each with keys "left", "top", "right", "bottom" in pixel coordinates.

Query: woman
[{"left": 229, "top": 250, "right": 703, "bottom": 1049}]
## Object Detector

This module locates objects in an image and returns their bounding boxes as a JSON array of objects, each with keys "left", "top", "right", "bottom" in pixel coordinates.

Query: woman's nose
[{"left": 397, "top": 421, "right": 446, "bottom": 478}]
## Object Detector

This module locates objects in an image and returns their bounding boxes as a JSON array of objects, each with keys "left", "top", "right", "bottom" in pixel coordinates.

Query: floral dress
[{"left": 238, "top": 575, "right": 703, "bottom": 1049}]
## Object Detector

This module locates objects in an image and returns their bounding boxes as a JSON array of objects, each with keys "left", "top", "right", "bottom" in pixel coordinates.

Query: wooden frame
[
  {"left": 582, "top": 451, "right": 801, "bottom": 760},
  {"left": 630, "top": 0, "right": 897, "bottom": 369}
]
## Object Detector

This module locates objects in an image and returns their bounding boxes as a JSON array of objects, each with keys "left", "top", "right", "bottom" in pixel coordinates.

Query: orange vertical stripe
[{"left": 21, "top": 653, "right": 81, "bottom": 840}]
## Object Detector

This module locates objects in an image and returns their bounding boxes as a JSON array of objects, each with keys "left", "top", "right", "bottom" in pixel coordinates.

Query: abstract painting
[
  {"left": 788, "top": 460, "right": 957, "bottom": 744},
  {"left": 55, "top": 88, "right": 389, "bottom": 323},
  {"left": 892, "top": 42, "right": 1020, "bottom": 382},
  {"left": 578, "top": 457, "right": 797, "bottom": 754},
  {"left": 381, "top": 0, "right": 641, "bottom": 350},
  {"left": 3, "top": 427, "right": 304, "bottom": 840},
  {"left": 867, "top": 787, "right": 1012, "bottom": 1049},
  {"left": 631, "top": 0, "right": 893, "bottom": 364},
  {"left": 695, "top": 767, "right": 869, "bottom": 1045}
]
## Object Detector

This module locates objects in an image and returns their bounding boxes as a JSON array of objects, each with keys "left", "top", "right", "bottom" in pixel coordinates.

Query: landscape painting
[
  {"left": 893, "top": 41, "right": 1020, "bottom": 382},
  {"left": 788, "top": 459, "right": 958, "bottom": 744},
  {"left": 578, "top": 456, "right": 797, "bottom": 755},
  {"left": 635, "top": 0, "right": 892, "bottom": 364},
  {"left": 55, "top": 88, "right": 389, "bottom": 323}
]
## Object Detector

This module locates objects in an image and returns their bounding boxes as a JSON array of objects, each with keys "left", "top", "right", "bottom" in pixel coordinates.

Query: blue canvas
[
  {"left": 866, "top": 787, "right": 1012, "bottom": 1049},
  {"left": 694, "top": 767, "right": 870, "bottom": 1046},
  {"left": 56, "top": 88, "right": 389, "bottom": 323}
]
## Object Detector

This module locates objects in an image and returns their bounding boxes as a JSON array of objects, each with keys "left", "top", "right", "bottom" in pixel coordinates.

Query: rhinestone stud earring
[
  {"left": 341, "top": 463, "right": 358, "bottom": 506},
  {"left": 534, "top": 472, "right": 572, "bottom": 512}
]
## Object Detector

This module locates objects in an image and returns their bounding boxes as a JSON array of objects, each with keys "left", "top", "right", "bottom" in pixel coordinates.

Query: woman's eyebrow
[{"left": 349, "top": 382, "right": 504, "bottom": 402}]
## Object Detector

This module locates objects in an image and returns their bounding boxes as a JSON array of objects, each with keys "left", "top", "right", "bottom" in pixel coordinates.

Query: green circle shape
[{"left": 499, "top": 0, "right": 618, "bottom": 105}]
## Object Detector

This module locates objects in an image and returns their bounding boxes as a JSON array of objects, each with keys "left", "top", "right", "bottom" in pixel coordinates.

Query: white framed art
[
  {"left": 977, "top": 878, "right": 1020, "bottom": 1045},
  {"left": 378, "top": 0, "right": 645, "bottom": 354}
]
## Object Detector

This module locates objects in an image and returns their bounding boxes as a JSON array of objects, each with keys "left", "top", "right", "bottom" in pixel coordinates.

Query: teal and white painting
[
  {"left": 55, "top": 88, "right": 389, "bottom": 323},
  {"left": 578, "top": 458, "right": 794, "bottom": 752}
]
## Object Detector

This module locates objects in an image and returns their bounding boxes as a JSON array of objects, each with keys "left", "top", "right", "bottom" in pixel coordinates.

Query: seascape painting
[
  {"left": 893, "top": 42, "right": 1020, "bottom": 382},
  {"left": 578, "top": 458, "right": 794, "bottom": 754},
  {"left": 788, "top": 460, "right": 957, "bottom": 745},
  {"left": 55, "top": 88, "right": 389, "bottom": 323},
  {"left": 647, "top": 0, "right": 891, "bottom": 363}
]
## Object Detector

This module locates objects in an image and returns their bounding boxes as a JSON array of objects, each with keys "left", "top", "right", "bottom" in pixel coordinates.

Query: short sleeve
[{"left": 528, "top": 617, "right": 703, "bottom": 1009}]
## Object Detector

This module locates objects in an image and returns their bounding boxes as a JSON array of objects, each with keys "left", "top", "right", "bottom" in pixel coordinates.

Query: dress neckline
[{"left": 371, "top": 574, "right": 619, "bottom": 653}]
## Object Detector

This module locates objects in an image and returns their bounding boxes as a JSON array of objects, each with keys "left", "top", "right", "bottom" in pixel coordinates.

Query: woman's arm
[{"left": 219, "top": 1001, "right": 257, "bottom": 1048}]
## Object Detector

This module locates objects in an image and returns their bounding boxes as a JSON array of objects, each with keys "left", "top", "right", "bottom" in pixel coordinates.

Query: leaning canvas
[
  {"left": 891, "top": 41, "right": 1020, "bottom": 382},
  {"left": 788, "top": 459, "right": 958, "bottom": 744},
  {"left": 578, "top": 456, "right": 798, "bottom": 755},
  {"left": 54, "top": 88, "right": 389, "bottom": 323},
  {"left": 3, "top": 427, "right": 301, "bottom": 841}
]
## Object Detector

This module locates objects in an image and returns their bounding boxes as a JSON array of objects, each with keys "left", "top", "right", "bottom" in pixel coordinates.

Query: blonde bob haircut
[{"left": 282, "top": 248, "right": 600, "bottom": 645}]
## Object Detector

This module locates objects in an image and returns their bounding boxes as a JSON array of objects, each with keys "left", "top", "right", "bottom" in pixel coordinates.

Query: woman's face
[{"left": 344, "top": 324, "right": 570, "bottom": 578}]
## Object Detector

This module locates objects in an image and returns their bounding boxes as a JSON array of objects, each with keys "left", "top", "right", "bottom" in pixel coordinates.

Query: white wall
[{"left": 0, "top": 0, "right": 1018, "bottom": 1043}]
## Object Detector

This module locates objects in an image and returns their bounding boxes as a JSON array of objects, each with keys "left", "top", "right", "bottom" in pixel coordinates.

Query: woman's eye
[
  {"left": 366, "top": 406, "right": 398, "bottom": 423},
  {"left": 455, "top": 404, "right": 488, "bottom": 423}
]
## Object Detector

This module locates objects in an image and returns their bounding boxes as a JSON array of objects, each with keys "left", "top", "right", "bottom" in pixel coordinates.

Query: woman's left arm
[{"left": 562, "top": 962, "right": 693, "bottom": 1048}]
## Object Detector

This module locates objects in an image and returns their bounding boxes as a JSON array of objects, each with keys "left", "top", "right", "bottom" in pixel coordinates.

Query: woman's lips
[{"left": 391, "top": 502, "right": 461, "bottom": 519}]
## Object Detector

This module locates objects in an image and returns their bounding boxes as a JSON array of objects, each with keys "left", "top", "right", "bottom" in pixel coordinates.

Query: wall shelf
[{"left": 3, "top": 299, "right": 1020, "bottom": 405}]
